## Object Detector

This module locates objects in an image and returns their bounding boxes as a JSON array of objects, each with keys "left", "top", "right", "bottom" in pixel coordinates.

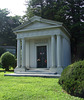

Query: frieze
[{"left": 35, "top": 40, "right": 48, "bottom": 44}]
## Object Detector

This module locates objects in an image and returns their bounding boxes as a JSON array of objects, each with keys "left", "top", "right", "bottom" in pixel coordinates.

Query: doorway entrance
[{"left": 37, "top": 46, "right": 47, "bottom": 68}]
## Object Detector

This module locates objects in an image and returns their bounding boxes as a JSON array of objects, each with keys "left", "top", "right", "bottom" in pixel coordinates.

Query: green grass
[{"left": 0, "top": 72, "right": 83, "bottom": 100}]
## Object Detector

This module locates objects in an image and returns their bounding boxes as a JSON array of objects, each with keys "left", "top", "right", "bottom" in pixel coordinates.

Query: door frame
[{"left": 35, "top": 44, "right": 48, "bottom": 68}]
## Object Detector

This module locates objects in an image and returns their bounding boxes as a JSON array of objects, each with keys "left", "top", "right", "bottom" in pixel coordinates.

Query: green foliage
[
  {"left": 0, "top": 63, "right": 2, "bottom": 68},
  {"left": 64, "top": 0, "right": 84, "bottom": 59},
  {"left": 59, "top": 60, "right": 84, "bottom": 98},
  {"left": 14, "top": 59, "right": 17, "bottom": 69},
  {"left": 24, "top": 0, "right": 67, "bottom": 22},
  {"left": 0, "top": 47, "right": 6, "bottom": 56},
  {"left": 0, "top": 52, "right": 16, "bottom": 71},
  {"left": 0, "top": 9, "right": 21, "bottom": 46}
]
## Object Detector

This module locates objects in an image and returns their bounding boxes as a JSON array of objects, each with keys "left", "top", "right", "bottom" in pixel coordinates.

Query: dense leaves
[
  {"left": 59, "top": 60, "right": 84, "bottom": 98},
  {"left": 0, "top": 9, "right": 21, "bottom": 46},
  {"left": 24, "top": 0, "right": 68, "bottom": 22},
  {"left": 0, "top": 47, "right": 6, "bottom": 56},
  {"left": 0, "top": 52, "right": 16, "bottom": 71},
  {"left": 64, "top": 0, "right": 84, "bottom": 59}
]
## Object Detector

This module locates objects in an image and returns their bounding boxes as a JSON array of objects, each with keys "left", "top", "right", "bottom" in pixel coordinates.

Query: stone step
[
  {"left": 16, "top": 71, "right": 57, "bottom": 75},
  {"left": 4, "top": 68, "right": 61, "bottom": 78},
  {"left": 21, "top": 68, "right": 58, "bottom": 74},
  {"left": 4, "top": 73, "right": 61, "bottom": 78},
  {"left": 26, "top": 68, "right": 49, "bottom": 72}
]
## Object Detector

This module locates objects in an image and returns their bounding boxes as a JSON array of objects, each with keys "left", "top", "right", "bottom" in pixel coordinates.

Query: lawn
[{"left": 0, "top": 72, "right": 83, "bottom": 100}]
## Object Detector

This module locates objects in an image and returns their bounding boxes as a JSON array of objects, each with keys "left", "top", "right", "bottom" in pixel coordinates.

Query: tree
[
  {"left": 24, "top": 0, "right": 67, "bottom": 22},
  {"left": 64, "top": 0, "right": 84, "bottom": 59},
  {"left": 0, "top": 9, "right": 21, "bottom": 46}
]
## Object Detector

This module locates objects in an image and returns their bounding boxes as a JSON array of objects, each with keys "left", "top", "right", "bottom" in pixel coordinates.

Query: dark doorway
[{"left": 37, "top": 46, "right": 47, "bottom": 68}]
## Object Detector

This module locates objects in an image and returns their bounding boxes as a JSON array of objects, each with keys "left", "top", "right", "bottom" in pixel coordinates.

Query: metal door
[{"left": 37, "top": 46, "right": 47, "bottom": 68}]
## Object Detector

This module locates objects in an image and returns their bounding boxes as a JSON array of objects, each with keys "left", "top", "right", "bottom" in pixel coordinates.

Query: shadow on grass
[{"left": 0, "top": 69, "right": 14, "bottom": 72}]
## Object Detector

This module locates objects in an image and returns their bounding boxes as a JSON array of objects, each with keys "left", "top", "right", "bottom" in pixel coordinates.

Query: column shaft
[
  {"left": 22, "top": 38, "right": 25, "bottom": 68},
  {"left": 26, "top": 41, "right": 30, "bottom": 69},
  {"left": 17, "top": 39, "right": 21, "bottom": 68},
  {"left": 57, "top": 35, "right": 62, "bottom": 67},
  {"left": 51, "top": 35, "right": 56, "bottom": 68}
]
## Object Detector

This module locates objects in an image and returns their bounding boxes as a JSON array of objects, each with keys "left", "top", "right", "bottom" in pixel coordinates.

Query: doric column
[
  {"left": 51, "top": 35, "right": 56, "bottom": 68},
  {"left": 22, "top": 38, "right": 25, "bottom": 68},
  {"left": 26, "top": 40, "right": 30, "bottom": 69},
  {"left": 17, "top": 39, "right": 21, "bottom": 68},
  {"left": 57, "top": 35, "right": 62, "bottom": 67}
]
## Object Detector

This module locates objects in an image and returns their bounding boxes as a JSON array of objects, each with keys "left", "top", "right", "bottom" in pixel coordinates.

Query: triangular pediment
[
  {"left": 20, "top": 21, "right": 55, "bottom": 30},
  {"left": 13, "top": 16, "right": 63, "bottom": 31}
]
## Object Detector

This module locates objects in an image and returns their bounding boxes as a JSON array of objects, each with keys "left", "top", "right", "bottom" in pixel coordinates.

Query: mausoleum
[{"left": 13, "top": 16, "right": 71, "bottom": 74}]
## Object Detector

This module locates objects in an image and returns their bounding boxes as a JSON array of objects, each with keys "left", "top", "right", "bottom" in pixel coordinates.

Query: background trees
[
  {"left": 0, "top": 9, "right": 21, "bottom": 46},
  {"left": 64, "top": 0, "right": 84, "bottom": 59}
]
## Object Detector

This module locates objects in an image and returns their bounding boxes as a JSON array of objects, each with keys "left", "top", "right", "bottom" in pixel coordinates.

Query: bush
[
  {"left": 0, "top": 63, "right": 2, "bottom": 68},
  {"left": 59, "top": 60, "right": 84, "bottom": 98},
  {"left": 0, "top": 52, "right": 16, "bottom": 71},
  {"left": 0, "top": 47, "right": 6, "bottom": 56}
]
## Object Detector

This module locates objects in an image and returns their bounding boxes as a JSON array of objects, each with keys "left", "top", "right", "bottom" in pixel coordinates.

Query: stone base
[
  {"left": 50, "top": 67, "right": 63, "bottom": 74},
  {"left": 14, "top": 67, "right": 26, "bottom": 73},
  {"left": 56, "top": 67, "right": 63, "bottom": 74},
  {"left": 49, "top": 68, "right": 57, "bottom": 73}
]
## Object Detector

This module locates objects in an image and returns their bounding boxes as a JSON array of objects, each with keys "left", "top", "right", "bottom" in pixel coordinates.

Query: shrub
[
  {"left": 59, "top": 60, "right": 84, "bottom": 98},
  {"left": 13, "top": 55, "right": 17, "bottom": 69},
  {"left": 0, "top": 47, "right": 6, "bottom": 56},
  {"left": 0, "top": 63, "right": 2, "bottom": 68},
  {"left": 0, "top": 52, "right": 16, "bottom": 71}
]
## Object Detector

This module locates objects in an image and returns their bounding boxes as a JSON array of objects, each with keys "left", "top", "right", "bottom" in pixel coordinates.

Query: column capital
[
  {"left": 51, "top": 35, "right": 56, "bottom": 37},
  {"left": 17, "top": 38, "right": 21, "bottom": 40},
  {"left": 21, "top": 38, "right": 25, "bottom": 40},
  {"left": 57, "top": 33, "right": 62, "bottom": 36}
]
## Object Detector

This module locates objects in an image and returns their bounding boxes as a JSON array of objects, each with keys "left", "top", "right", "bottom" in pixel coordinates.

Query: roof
[
  {"left": 13, "top": 16, "right": 71, "bottom": 37},
  {"left": 13, "top": 16, "right": 63, "bottom": 31}
]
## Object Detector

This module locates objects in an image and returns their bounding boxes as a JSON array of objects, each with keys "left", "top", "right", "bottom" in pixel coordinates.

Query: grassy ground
[{"left": 0, "top": 72, "right": 83, "bottom": 100}]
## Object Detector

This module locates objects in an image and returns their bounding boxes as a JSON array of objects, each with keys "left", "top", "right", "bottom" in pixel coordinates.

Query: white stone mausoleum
[{"left": 13, "top": 16, "right": 71, "bottom": 74}]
